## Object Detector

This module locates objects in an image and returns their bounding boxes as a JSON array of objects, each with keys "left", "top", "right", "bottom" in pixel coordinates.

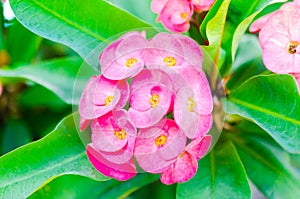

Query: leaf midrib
[
  {"left": 0, "top": 151, "right": 86, "bottom": 190},
  {"left": 228, "top": 97, "right": 300, "bottom": 126}
]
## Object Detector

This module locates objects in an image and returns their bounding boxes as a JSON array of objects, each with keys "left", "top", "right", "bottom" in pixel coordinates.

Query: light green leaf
[
  {"left": 226, "top": 74, "right": 300, "bottom": 153},
  {"left": 227, "top": 120, "right": 300, "bottom": 199},
  {"left": 9, "top": 0, "right": 152, "bottom": 67},
  {"left": 0, "top": 114, "right": 109, "bottom": 199},
  {"left": 177, "top": 141, "right": 250, "bottom": 199},
  {"left": 0, "top": 57, "right": 96, "bottom": 104}
]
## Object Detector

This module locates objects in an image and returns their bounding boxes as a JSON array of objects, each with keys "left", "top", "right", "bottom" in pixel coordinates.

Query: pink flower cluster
[
  {"left": 79, "top": 32, "right": 213, "bottom": 184},
  {"left": 151, "top": 0, "right": 215, "bottom": 33},
  {"left": 250, "top": 0, "right": 300, "bottom": 92}
]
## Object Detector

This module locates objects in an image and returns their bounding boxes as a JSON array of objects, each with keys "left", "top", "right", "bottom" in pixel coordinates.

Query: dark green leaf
[
  {"left": 9, "top": 0, "right": 152, "bottom": 67},
  {"left": 0, "top": 114, "right": 109, "bottom": 199},
  {"left": 227, "top": 74, "right": 300, "bottom": 153},
  {"left": 177, "top": 141, "right": 250, "bottom": 199},
  {"left": 227, "top": 120, "right": 300, "bottom": 199}
]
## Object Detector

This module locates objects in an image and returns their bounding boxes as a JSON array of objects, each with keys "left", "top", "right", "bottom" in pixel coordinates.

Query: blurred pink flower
[
  {"left": 250, "top": 2, "right": 300, "bottom": 74},
  {"left": 134, "top": 119, "right": 187, "bottom": 173},
  {"left": 100, "top": 32, "right": 147, "bottom": 80},
  {"left": 87, "top": 144, "right": 136, "bottom": 181},
  {"left": 128, "top": 69, "right": 174, "bottom": 128},
  {"left": 174, "top": 68, "right": 213, "bottom": 139},
  {"left": 79, "top": 75, "right": 129, "bottom": 121},
  {"left": 188, "top": 0, "right": 215, "bottom": 12},
  {"left": 151, "top": 0, "right": 193, "bottom": 33},
  {"left": 160, "top": 135, "right": 212, "bottom": 184},
  {"left": 91, "top": 109, "right": 136, "bottom": 164},
  {"left": 144, "top": 32, "right": 203, "bottom": 72}
]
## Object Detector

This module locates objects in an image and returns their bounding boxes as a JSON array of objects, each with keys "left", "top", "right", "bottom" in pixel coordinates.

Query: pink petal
[
  {"left": 86, "top": 144, "right": 136, "bottom": 181},
  {"left": 160, "top": 151, "right": 198, "bottom": 185},
  {"left": 151, "top": 0, "right": 168, "bottom": 13},
  {"left": 250, "top": 13, "right": 274, "bottom": 33},
  {"left": 115, "top": 80, "right": 130, "bottom": 109},
  {"left": 128, "top": 106, "right": 165, "bottom": 128},
  {"left": 186, "top": 135, "right": 212, "bottom": 160},
  {"left": 80, "top": 117, "right": 90, "bottom": 132}
]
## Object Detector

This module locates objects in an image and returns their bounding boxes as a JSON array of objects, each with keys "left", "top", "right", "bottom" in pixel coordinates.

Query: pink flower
[
  {"left": 250, "top": 2, "right": 300, "bottom": 74},
  {"left": 86, "top": 144, "right": 136, "bottom": 181},
  {"left": 160, "top": 135, "right": 212, "bottom": 184},
  {"left": 128, "top": 69, "right": 174, "bottom": 128},
  {"left": 99, "top": 32, "right": 148, "bottom": 80},
  {"left": 173, "top": 68, "right": 213, "bottom": 139},
  {"left": 188, "top": 0, "right": 215, "bottom": 12},
  {"left": 151, "top": 0, "right": 193, "bottom": 33},
  {"left": 79, "top": 75, "right": 129, "bottom": 121},
  {"left": 91, "top": 109, "right": 136, "bottom": 164},
  {"left": 144, "top": 32, "right": 203, "bottom": 72},
  {"left": 134, "top": 119, "right": 187, "bottom": 173}
]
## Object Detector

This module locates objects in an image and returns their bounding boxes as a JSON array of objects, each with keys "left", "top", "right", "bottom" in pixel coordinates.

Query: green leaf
[
  {"left": 1, "top": 119, "right": 32, "bottom": 155},
  {"left": 0, "top": 57, "right": 96, "bottom": 104},
  {"left": 227, "top": 120, "right": 300, "bottom": 199},
  {"left": 177, "top": 141, "right": 250, "bottom": 199},
  {"left": 202, "top": 0, "right": 230, "bottom": 64},
  {"left": 0, "top": 114, "right": 109, "bottom": 199},
  {"left": 29, "top": 173, "right": 159, "bottom": 199},
  {"left": 226, "top": 74, "right": 300, "bottom": 153},
  {"left": 9, "top": 0, "right": 152, "bottom": 67}
]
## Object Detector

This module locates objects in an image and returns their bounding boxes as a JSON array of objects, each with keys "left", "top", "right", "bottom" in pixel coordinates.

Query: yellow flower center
[
  {"left": 114, "top": 129, "right": 127, "bottom": 140},
  {"left": 181, "top": 12, "right": 188, "bottom": 20},
  {"left": 125, "top": 58, "right": 138, "bottom": 67},
  {"left": 287, "top": 41, "right": 299, "bottom": 54},
  {"left": 163, "top": 57, "right": 177, "bottom": 67},
  {"left": 188, "top": 97, "right": 195, "bottom": 112},
  {"left": 104, "top": 95, "right": 114, "bottom": 106},
  {"left": 155, "top": 134, "right": 167, "bottom": 147},
  {"left": 150, "top": 94, "right": 160, "bottom": 108}
]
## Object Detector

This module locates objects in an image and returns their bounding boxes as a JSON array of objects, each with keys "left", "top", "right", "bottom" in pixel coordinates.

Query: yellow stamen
[
  {"left": 287, "top": 41, "right": 299, "bottom": 54},
  {"left": 163, "top": 57, "right": 177, "bottom": 67},
  {"left": 155, "top": 134, "right": 167, "bottom": 147},
  {"left": 188, "top": 97, "right": 195, "bottom": 112},
  {"left": 150, "top": 94, "right": 160, "bottom": 108},
  {"left": 104, "top": 95, "right": 114, "bottom": 106},
  {"left": 114, "top": 129, "right": 127, "bottom": 140},
  {"left": 125, "top": 58, "right": 138, "bottom": 68},
  {"left": 181, "top": 12, "right": 187, "bottom": 20}
]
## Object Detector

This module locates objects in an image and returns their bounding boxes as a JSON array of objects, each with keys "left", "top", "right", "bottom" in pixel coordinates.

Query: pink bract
[
  {"left": 86, "top": 144, "right": 136, "bottom": 181},
  {"left": 100, "top": 31, "right": 147, "bottom": 80},
  {"left": 188, "top": 0, "right": 215, "bottom": 12},
  {"left": 160, "top": 135, "right": 212, "bottom": 185},
  {"left": 91, "top": 109, "right": 136, "bottom": 164},
  {"left": 173, "top": 68, "right": 213, "bottom": 139},
  {"left": 143, "top": 32, "right": 203, "bottom": 72},
  {"left": 250, "top": 2, "right": 300, "bottom": 74},
  {"left": 154, "top": 0, "right": 193, "bottom": 33},
  {"left": 134, "top": 119, "right": 187, "bottom": 173},
  {"left": 128, "top": 69, "right": 174, "bottom": 128},
  {"left": 79, "top": 75, "right": 129, "bottom": 120}
]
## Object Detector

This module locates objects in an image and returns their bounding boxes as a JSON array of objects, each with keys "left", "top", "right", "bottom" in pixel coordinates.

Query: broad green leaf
[
  {"left": 1, "top": 119, "right": 32, "bottom": 155},
  {"left": 132, "top": 181, "right": 176, "bottom": 199},
  {"left": 0, "top": 114, "right": 109, "bottom": 199},
  {"left": 226, "top": 74, "right": 300, "bottom": 153},
  {"left": 29, "top": 173, "right": 159, "bottom": 199},
  {"left": 222, "top": 0, "right": 287, "bottom": 74},
  {"left": 9, "top": 0, "right": 152, "bottom": 67},
  {"left": 7, "top": 19, "right": 42, "bottom": 66},
  {"left": 177, "top": 141, "right": 250, "bottom": 199},
  {"left": 227, "top": 121, "right": 300, "bottom": 199},
  {"left": 0, "top": 57, "right": 96, "bottom": 104},
  {"left": 202, "top": 0, "right": 230, "bottom": 63}
]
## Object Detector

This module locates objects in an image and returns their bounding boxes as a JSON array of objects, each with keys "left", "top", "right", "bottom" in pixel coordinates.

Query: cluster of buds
[
  {"left": 79, "top": 32, "right": 213, "bottom": 184},
  {"left": 250, "top": 0, "right": 300, "bottom": 92},
  {"left": 151, "top": 0, "right": 215, "bottom": 33}
]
